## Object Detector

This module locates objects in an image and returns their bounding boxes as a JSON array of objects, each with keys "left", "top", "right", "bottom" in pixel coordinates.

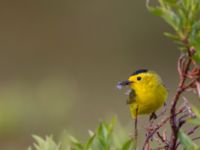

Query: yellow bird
[{"left": 118, "top": 69, "right": 168, "bottom": 119}]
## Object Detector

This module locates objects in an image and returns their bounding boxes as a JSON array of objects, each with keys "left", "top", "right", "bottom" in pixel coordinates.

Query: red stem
[
  {"left": 169, "top": 49, "right": 192, "bottom": 150},
  {"left": 142, "top": 106, "right": 185, "bottom": 150}
]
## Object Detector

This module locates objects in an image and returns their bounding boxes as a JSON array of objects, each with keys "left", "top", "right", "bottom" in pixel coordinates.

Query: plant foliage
[
  {"left": 147, "top": 0, "right": 200, "bottom": 63},
  {"left": 28, "top": 118, "right": 134, "bottom": 150}
]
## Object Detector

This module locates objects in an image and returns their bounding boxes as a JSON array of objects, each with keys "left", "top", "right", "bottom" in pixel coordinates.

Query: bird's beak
[
  {"left": 119, "top": 80, "right": 133, "bottom": 86},
  {"left": 117, "top": 80, "right": 133, "bottom": 89}
]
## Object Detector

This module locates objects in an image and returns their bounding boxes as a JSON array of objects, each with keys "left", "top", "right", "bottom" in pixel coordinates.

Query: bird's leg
[
  {"left": 148, "top": 112, "right": 157, "bottom": 132},
  {"left": 147, "top": 103, "right": 167, "bottom": 136},
  {"left": 134, "top": 107, "right": 138, "bottom": 150},
  {"left": 149, "top": 112, "right": 157, "bottom": 121},
  {"left": 146, "top": 112, "right": 157, "bottom": 144},
  {"left": 149, "top": 102, "right": 167, "bottom": 121}
]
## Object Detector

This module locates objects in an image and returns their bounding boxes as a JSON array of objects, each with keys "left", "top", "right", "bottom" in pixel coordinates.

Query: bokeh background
[{"left": 0, "top": 0, "right": 180, "bottom": 149}]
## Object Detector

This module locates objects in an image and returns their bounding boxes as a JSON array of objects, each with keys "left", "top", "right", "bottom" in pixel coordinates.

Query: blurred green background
[{"left": 0, "top": 0, "right": 179, "bottom": 149}]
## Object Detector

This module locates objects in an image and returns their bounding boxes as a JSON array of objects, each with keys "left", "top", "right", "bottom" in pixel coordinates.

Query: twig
[
  {"left": 153, "top": 145, "right": 169, "bottom": 150},
  {"left": 182, "top": 79, "right": 197, "bottom": 90},
  {"left": 192, "top": 136, "right": 200, "bottom": 141},
  {"left": 143, "top": 117, "right": 169, "bottom": 150},
  {"left": 142, "top": 106, "right": 185, "bottom": 150},
  {"left": 176, "top": 127, "right": 200, "bottom": 149},
  {"left": 196, "top": 81, "right": 200, "bottom": 98},
  {"left": 156, "top": 131, "right": 169, "bottom": 149},
  {"left": 169, "top": 48, "right": 193, "bottom": 150},
  {"left": 188, "top": 126, "right": 199, "bottom": 136},
  {"left": 157, "top": 132, "right": 166, "bottom": 143}
]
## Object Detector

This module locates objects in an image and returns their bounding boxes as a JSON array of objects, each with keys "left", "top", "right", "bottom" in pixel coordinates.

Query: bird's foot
[{"left": 149, "top": 112, "right": 157, "bottom": 121}]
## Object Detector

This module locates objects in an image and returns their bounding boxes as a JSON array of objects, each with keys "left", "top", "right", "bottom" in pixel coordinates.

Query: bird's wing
[{"left": 127, "top": 89, "right": 136, "bottom": 104}]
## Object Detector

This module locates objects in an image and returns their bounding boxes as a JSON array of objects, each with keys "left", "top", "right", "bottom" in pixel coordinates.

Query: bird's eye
[{"left": 137, "top": 76, "right": 142, "bottom": 81}]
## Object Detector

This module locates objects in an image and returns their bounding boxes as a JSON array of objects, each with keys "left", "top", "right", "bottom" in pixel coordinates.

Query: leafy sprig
[
  {"left": 147, "top": 0, "right": 200, "bottom": 63},
  {"left": 144, "top": 0, "right": 200, "bottom": 149},
  {"left": 28, "top": 118, "right": 134, "bottom": 150}
]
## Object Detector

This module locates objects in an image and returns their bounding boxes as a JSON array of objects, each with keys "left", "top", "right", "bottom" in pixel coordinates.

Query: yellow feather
[{"left": 128, "top": 71, "right": 168, "bottom": 118}]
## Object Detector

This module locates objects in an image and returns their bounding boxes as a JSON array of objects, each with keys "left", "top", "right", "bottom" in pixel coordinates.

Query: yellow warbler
[{"left": 118, "top": 69, "right": 168, "bottom": 119}]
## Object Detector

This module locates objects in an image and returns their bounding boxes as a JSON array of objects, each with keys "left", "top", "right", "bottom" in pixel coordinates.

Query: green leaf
[
  {"left": 187, "top": 118, "right": 200, "bottom": 125},
  {"left": 32, "top": 135, "right": 44, "bottom": 147},
  {"left": 193, "top": 40, "right": 200, "bottom": 64},
  {"left": 98, "top": 123, "right": 109, "bottom": 140},
  {"left": 178, "top": 130, "right": 199, "bottom": 150},
  {"left": 146, "top": 1, "right": 181, "bottom": 32},
  {"left": 162, "top": 10, "right": 181, "bottom": 32},
  {"left": 69, "top": 136, "right": 83, "bottom": 150},
  {"left": 98, "top": 136, "right": 107, "bottom": 148},
  {"left": 165, "top": 0, "right": 177, "bottom": 5},
  {"left": 85, "top": 132, "right": 96, "bottom": 150},
  {"left": 182, "top": 0, "right": 190, "bottom": 11},
  {"left": 97, "top": 118, "right": 115, "bottom": 141},
  {"left": 147, "top": 7, "right": 165, "bottom": 17},
  {"left": 191, "top": 105, "right": 200, "bottom": 119},
  {"left": 193, "top": 53, "right": 200, "bottom": 64},
  {"left": 164, "top": 32, "right": 180, "bottom": 40},
  {"left": 27, "top": 147, "right": 32, "bottom": 150},
  {"left": 188, "top": 106, "right": 200, "bottom": 124},
  {"left": 121, "top": 139, "right": 134, "bottom": 150},
  {"left": 31, "top": 135, "right": 60, "bottom": 150}
]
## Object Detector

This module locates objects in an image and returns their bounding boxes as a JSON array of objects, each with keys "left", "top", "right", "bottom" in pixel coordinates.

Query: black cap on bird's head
[{"left": 131, "top": 69, "right": 148, "bottom": 76}]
